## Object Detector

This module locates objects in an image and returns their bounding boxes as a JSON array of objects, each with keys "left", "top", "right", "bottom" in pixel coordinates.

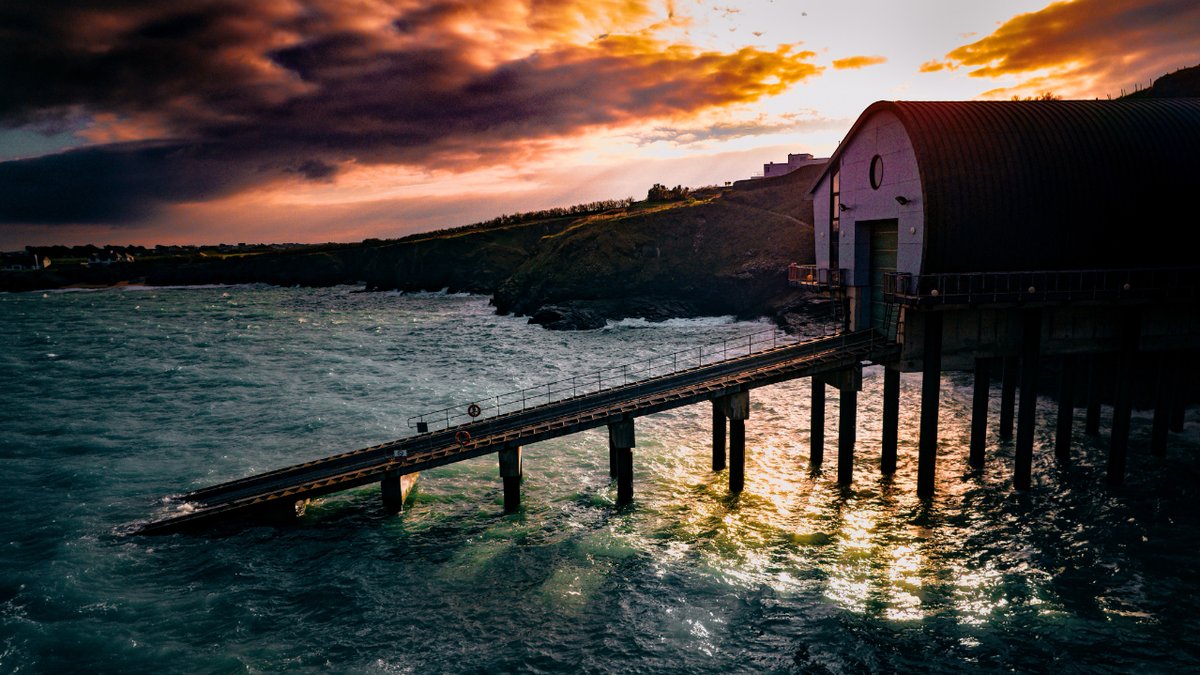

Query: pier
[{"left": 138, "top": 328, "right": 891, "bottom": 533}]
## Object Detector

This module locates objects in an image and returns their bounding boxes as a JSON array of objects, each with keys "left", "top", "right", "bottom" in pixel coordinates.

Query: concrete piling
[
  {"left": 498, "top": 447, "right": 523, "bottom": 513},
  {"left": 1055, "top": 357, "right": 1075, "bottom": 462},
  {"left": 917, "top": 313, "right": 943, "bottom": 498},
  {"left": 999, "top": 356, "right": 1018, "bottom": 440},
  {"left": 609, "top": 419, "right": 635, "bottom": 505},
  {"left": 1014, "top": 311, "right": 1042, "bottom": 489},
  {"left": 881, "top": 367, "right": 900, "bottom": 474},
  {"left": 712, "top": 400, "right": 727, "bottom": 471},
  {"left": 1170, "top": 358, "right": 1186, "bottom": 433},
  {"left": 969, "top": 358, "right": 990, "bottom": 468},
  {"left": 810, "top": 378, "right": 825, "bottom": 468},
  {"left": 1085, "top": 355, "right": 1103, "bottom": 436},
  {"left": 1107, "top": 313, "right": 1141, "bottom": 487},
  {"left": 1151, "top": 354, "right": 1170, "bottom": 457},
  {"left": 838, "top": 386, "right": 857, "bottom": 486},
  {"left": 722, "top": 392, "right": 750, "bottom": 493}
]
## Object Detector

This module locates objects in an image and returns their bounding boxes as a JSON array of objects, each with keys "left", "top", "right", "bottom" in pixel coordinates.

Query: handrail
[
  {"left": 883, "top": 266, "right": 1200, "bottom": 306},
  {"left": 406, "top": 322, "right": 852, "bottom": 434}
]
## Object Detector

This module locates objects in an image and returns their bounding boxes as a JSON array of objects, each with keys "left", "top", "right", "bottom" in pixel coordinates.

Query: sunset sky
[{"left": 1, "top": 0, "right": 1197, "bottom": 249}]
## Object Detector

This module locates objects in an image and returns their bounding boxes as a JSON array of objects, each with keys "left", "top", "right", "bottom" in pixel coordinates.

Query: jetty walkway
[{"left": 138, "top": 328, "right": 893, "bottom": 534}]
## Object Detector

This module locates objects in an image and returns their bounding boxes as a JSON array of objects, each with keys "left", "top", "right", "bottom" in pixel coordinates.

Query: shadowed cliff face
[{"left": 492, "top": 163, "right": 824, "bottom": 328}]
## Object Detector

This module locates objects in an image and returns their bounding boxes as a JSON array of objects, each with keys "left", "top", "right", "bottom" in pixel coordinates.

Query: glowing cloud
[
  {"left": 832, "top": 55, "right": 887, "bottom": 70},
  {"left": 923, "top": 0, "right": 1200, "bottom": 98}
]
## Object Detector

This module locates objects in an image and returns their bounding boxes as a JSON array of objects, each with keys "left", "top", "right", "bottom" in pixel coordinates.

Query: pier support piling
[
  {"left": 498, "top": 447, "right": 522, "bottom": 513},
  {"left": 1085, "top": 355, "right": 1103, "bottom": 436},
  {"left": 838, "top": 386, "right": 857, "bottom": 486},
  {"left": 969, "top": 358, "right": 990, "bottom": 468},
  {"left": 1107, "top": 312, "right": 1140, "bottom": 487},
  {"left": 810, "top": 379, "right": 826, "bottom": 468},
  {"left": 382, "top": 470, "right": 420, "bottom": 513},
  {"left": 918, "top": 313, "right": 943, "bottom": 498},
  {"left": 881, "top": 367, "right": 900, "bottom": 475},
  {"left": 1015, "top": 311, "right": 1042, "bottom": 490},
  {"left": 999, "top": 356, "right": 1018, "bottom": 440},
  {"left": 609, "top": 419, "right": 636, "bottom": 505},
  {"left": 722, "top": 392, "right": 750, "bottom": 493},
  {"left": 1170, "top": 359, "right": 1186, "bottom": 433},
  {"left": 712, "top": 400, "right": 727, "bottom": 472},
  {"left": 1151, "top": 354, "right": 1170, "bottom": 457},
  {"left": 1055, "top": 356, "right": 1075, "bottom": 463}
]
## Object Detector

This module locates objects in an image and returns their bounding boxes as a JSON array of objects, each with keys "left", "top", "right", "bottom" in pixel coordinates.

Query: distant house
[
  {"left": 86, "top": 250, "right": 134, "bottom": 267},
  {"left": 2, "top": 253, "right": 50, "bottom": 271},
  {"left": 761, "top": 153, "right": 827, "bottom": 179}
]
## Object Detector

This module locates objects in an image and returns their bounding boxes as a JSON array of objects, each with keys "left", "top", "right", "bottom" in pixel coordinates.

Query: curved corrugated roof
[{"left": 812, "top": 99, "right": 1200, "bottom": 273}]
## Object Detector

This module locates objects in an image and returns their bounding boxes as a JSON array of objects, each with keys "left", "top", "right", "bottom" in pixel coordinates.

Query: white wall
[
  {"left": 810, "top": 110, "right": 924, "bottom": 329},
  {"left": 836, "top": 110, "right": 924, "bottom": 285}
]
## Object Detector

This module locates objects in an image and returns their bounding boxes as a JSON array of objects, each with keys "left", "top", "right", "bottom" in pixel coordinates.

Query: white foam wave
[{"left": 603, "top": 315, "right": 740, "bottom": 329}]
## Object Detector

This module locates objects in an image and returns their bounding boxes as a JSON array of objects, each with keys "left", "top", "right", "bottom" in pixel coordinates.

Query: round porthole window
[{"left": 869, "top": 155, "right": 883, "bottom": 189}]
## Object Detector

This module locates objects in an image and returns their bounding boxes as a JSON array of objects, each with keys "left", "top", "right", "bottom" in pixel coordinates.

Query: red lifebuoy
[
  {"left": 455, "top": 430, "right": 471, "bottom": 446},
  {"left": 467, "top": 403, "right": 482, "bottom": 418}
]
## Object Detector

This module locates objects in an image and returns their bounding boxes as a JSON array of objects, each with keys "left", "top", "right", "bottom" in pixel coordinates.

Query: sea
[{"left": 1, "top": 285, "right": 1198, "bottom": 673}]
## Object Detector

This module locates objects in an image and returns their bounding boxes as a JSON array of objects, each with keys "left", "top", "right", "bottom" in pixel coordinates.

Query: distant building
[
  {"left": 761, "top": 153, "right": 827, "bottom": 179},
  {"left": 2, "top": 253, "right": 50, "bottom": 271},
  {"left": 86, "top": 250, "right": 134, "bottom": 267}
]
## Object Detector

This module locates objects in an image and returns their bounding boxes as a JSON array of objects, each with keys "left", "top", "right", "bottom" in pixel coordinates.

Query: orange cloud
[
  {"left": 928, "top": 0, "right": 1200, "bottom": 98},
  {"left": 832, "top": 55, "right": 887, "bottom": 70}
]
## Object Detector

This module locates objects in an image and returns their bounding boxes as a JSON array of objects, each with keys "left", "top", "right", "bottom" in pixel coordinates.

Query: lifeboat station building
[{"left": 802, "top": 99, "right": 1200, "bottom": 494}]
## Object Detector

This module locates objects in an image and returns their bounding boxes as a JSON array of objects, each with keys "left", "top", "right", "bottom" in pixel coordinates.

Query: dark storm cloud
[{"left": 0, "top": 0, "right": 823, "bottom": 225}]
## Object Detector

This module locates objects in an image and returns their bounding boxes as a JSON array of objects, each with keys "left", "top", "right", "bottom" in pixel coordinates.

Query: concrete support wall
[
  {"left": 382, "top": 470, "right": 420, "bottom": 513},
  {"left": 896, "top": 302, "right": 1200, "bottom": 372}
]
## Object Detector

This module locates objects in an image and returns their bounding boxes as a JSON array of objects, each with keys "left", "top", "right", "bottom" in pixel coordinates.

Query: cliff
[{"left": 493, "top": 164, "right": 824, "bottom": 328}]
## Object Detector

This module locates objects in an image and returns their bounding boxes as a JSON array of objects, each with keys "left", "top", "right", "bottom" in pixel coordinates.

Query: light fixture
[
  {"left": 838, "top": 203, "right": 849, "bottom": 212},
  {"left": 895, "top": 196, "right": 910, "bottom": 205}
]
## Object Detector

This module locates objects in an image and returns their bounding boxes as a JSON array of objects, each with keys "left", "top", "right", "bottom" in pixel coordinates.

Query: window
[
  {"left": 830, "top": 165, "right": 840, "bottom": 270},
  {"left": 870, "top": 155, "right": 883, "bottom": 189}
]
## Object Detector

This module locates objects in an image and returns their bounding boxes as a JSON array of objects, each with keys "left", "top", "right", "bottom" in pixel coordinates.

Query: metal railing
[
  {"left": 883, "top": 267, "right": 1200, "bottom": 307},
  {"left": 406, "top": 325, "right": 832, "bottom": 434},
  {"left": 788, "top": 264, "right": 848, "bottom": 289}
]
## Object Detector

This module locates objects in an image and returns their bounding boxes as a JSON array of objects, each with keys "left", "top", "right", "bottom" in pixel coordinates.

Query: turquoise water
[{"left": 2, "top": 285, "right": 1198, "bottom": 672}]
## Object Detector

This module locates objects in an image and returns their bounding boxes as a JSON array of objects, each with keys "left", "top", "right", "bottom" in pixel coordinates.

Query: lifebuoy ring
[
  {"left": 455, "top": 430, "right": 471, "bottom": 446},
  {"left": 467, "top": 403, "right": 482, "bottom": 418}
]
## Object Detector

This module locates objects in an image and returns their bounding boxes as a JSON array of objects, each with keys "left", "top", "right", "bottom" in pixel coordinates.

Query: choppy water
[{"left": 2, "top": 285, "right": 1198, "bottom": 673}]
